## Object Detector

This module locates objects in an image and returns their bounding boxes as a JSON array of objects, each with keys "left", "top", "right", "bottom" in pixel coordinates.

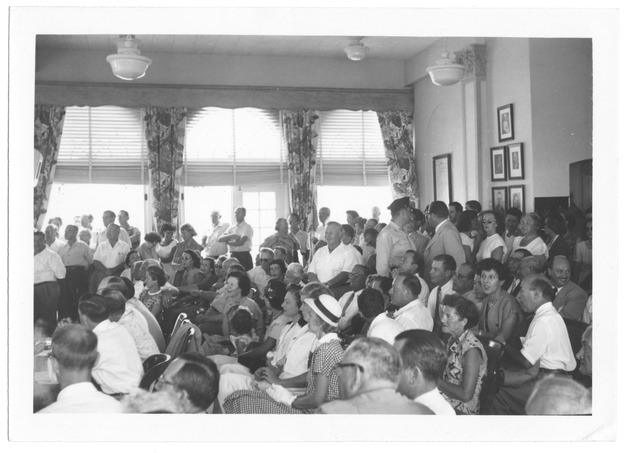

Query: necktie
[{"left": 432, "top": 286, "right": 442, "bottom": 334}]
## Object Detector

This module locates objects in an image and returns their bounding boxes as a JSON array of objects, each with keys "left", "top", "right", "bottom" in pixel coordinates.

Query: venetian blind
[
  {"left": 318, "top": 110, "right": 389, "bottom": 186},
  {"left": 55, "top": 106, "right": 145, "bottom": 184}
]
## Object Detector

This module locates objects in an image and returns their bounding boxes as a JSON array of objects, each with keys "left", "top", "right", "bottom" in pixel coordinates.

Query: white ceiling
[{"left": 36, "top": 35, "right": 440, "bottom": 60}]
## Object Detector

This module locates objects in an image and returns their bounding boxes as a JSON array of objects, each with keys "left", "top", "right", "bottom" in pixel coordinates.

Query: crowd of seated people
[{"left": 33, "top": 198, "right": 593, "bottom": 416}]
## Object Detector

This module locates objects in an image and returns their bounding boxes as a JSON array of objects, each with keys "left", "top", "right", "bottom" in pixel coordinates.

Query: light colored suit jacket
[
  {"left": 422, "top": 219, "right": 466, "bottom": 279},
  {"left": 553, "top": 280, "right": 588, "bottom": 321}
]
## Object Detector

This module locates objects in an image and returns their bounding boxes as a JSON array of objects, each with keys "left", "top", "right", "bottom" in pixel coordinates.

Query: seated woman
[
  {"left": 438, "top": 294, "right": 488, "bottom": 415},
  {"left": 473, "top": 259, "right": 521, "bottom": 344},
  {"left": 156, "top": 222, "right": 178, "bottom": 282},
  {"left": 268, "top": 258, "right": 286, "bottom": 282},
  {"left": 137, "top": 266, "right": 173, "bottom": 323},
  {"left": 213, "top": 283, "right": 323, "bottom": 409},
  {"left": 171, "top": 223, "right": 204, "bottom": 278},
  {"left": 120, "top": 249, "right": 141, "bottom": 281},
  {"left": 223, "top": 292, "right": 344, "bottom": 414},
  {"left": 136, "top": 232, "right": 161, "bottom": 261},
  {"left": 284, "top": 262, "right": 305, "bottom": 286},
  {"left": 172, "top": 250, "right": 205, "bottom": 289},
  {"left": 476, "top": 210, "right": 508, "bottom": 263},
  {"left": 510, "top": 212, "right": 549, "bottom": 266}
]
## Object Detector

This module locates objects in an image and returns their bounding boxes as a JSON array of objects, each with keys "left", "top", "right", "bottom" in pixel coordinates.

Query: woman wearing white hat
[{"left": 223, "top": 294, "right": 344, "bottom": 414}]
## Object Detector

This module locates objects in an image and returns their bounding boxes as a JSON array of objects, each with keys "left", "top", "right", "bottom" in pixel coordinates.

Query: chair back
[
  {"left": 168, "top": 312, "right": 188, "bottom": 345},
  {"left": 142, "top": 353, "right": 171, "bottom": 373},
  {"left": 476, "top": 336, "right": 504, "bottom": 414},
  {"left": 165, "top": 320, "right": 202, "bottom": 360},
  {"left": 139, "top": 360, "right": 172, "bottom": 391}
]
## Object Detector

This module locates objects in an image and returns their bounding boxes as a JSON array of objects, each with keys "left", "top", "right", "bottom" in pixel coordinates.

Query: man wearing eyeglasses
[
  {"left": 247, "top": 248, "right": 274, "bottom": 294},
  {"left": 452, "top": 263, "right": 482, "bottom": 311},
  {"left": 154, "top": 352, "right": 220, "bottom": 414},
  {"left": 317, "top": 337, "right": 433, "bottom": 414}
]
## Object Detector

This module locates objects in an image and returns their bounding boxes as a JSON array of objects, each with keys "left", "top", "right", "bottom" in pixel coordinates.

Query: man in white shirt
[
  {"left": 78, "top": 294, "right": 143, "bottom": 396},
  {"left": 58, "top": 224, "right": 92, "bottom": 321},
  {"left": 118, "top": 210, "right": 141, "bottom": 250},
  {"left": 337, "top": 264, "right": 369, "bottom": 331},
  {"left": 490, "top": 274, "right": 577, "bottom": 415},
  {"left": 219, "top": 206, "right": 254, "bottom": 270},
  {"left": 90, "top": 210, "right": 131, "bottom": 250},
  {"left": 45, "top": 223, "right": 66, "bottom": 253},
  {"left": 202, "top": 210, "right": 230, "bottom": 258},
  {"left": 92, "top": 224, "right": 131, "bottom": 290},
  {"left": 313, "top": 207, "right": 331, "bottom": 243},
  {"left": 375, "top": 196, "right": 416, "bottom": 277},
  {"left": 389, "top": 274, "right": 433, "bottom": 332},
  {"left": 34, "top": 231, "right": 66, "bottom": 336},
  {"left": 394, "top": 329, "right": 456, "bottom": 415},
  {"left": 247, "top": 247, "right": 273, "bottom": 294},
  {"left": 37, "top": 324, "right": 122, "bottom": 413},
  {"left": 307, "top": 222, "right": 361, "bottom": 293},
  {"left": 427, "top": 254, "right": 457, "bottom": 336}
]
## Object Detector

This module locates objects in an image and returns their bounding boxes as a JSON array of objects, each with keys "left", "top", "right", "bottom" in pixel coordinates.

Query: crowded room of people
[{"left": 13, "top": 6, "right": 613, "bottom": 443}]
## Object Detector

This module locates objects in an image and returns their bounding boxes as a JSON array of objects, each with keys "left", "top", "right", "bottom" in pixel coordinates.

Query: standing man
[
  {"left": 91, "top": 224, "right": 130, "bottom": 292},
  {"left": 422, "top": 201, "right": 466, "bottom": 280},
  {"left": 34, "top": 231, "right": 66, "bottom": 336},
  {"left": 58, "top": 224, "right": 92, "bottom": 321},
  {"left": 201, "top": 210, "right": 230, "bottom": 259},
  {"left": 118, "top": 210, "right": 141, "bottom": 250},
  {"left": 90, "top": 210, "right": 131, "bottom": 250},
  {"left": 426, "top": 255, "right": 457, "bottom": 336},
  {"left": 219, "top": 206, "right": 254, "bottom": 271},
  {"left": 375, "top": 197, "right": 416, "bottom": 277},
  {"left": 45, "top": 224, "right": 66, "bottom": 253},
  {"left": 314, "top": 207, "right": 331, "bottom": 243}
]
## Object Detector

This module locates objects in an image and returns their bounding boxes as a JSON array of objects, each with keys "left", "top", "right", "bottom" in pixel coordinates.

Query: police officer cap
[{"left": 387, "top": 196, "right": 411, "bottom": 211}]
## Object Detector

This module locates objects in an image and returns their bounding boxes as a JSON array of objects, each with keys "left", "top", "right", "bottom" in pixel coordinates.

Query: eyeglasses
[
  {"left": 482, "top": 220, "right": 495, "bottom": 225},
  {"left": 454, "top": 272, "right": 473, "bottom": 280},
  {"left": 334, "top": 362, "right": 365, "bottom": 374},
  {"left": 260, "top": 258, "right": 272, "bottom": 263}
]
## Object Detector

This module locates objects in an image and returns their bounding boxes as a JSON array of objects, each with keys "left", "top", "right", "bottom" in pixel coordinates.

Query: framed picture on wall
[
  {"left": 509, "top": 185, "right": 525, "bottom": 213},
  {"left": 497, "top": 103, "right": 514, "bottom": 142},
  {"left": 492, "top": 186, "right": 508, "bottom": 216},
  {"left": 507, "top": 143, "right": 524, "bottom": 180},
  {"left": 491, "top": 146, "right": 507, "bottom": 181},
  {"left": 433, "top": 154, "right": 452, "bottom": 203}
]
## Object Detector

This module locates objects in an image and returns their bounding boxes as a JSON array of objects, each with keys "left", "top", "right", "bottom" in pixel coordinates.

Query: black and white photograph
[{"left": 5, "top": 2, "right": 620, "bottom": 447}]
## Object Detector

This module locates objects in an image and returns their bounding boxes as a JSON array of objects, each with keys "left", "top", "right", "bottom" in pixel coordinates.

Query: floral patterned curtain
[
  {"left": 377, "top": 111, "right": 418, "bottom": 206},
  {"left": 143, "top": 107, "right": 187, "bottom": 233},
  {"left": 34, "top": 105, "right": 66, "bottom": 229},
  {"left": 281, "top": 110, "right": 320, "bottom": 233}
]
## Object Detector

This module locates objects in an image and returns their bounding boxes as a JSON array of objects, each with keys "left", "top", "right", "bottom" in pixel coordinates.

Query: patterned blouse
[
  {"left": 138, "top": 288, "right": 166, "bottom": 313},
  {"left": 441, "top": 329, "right": 487, "bottom": 415},
  {"left": 222, "top": 337, "right": 343, "bottom": 414}
]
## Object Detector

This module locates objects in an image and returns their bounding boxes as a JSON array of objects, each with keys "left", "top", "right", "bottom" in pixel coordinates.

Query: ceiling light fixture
[
  {"left": 106, "top": 35, "right": 152, "bottom": 81},
  {"left": 426, "top": 38, "right": 465, "bottom": 86},
  {"left": 344, "top": 37, "right": 369, "bottom": 61}
]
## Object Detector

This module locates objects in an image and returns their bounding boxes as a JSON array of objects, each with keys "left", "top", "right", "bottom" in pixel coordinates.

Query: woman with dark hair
[
  {"left": 438, "top": 294, "right": 487, "bottom": 415},
  {"left": 120, "top": 249, "right": 141, "bottom": 281},
  {"left": 476, "top": 210, "right": 508, "bottom": 263},
  {"left": 544, "top": 213, "right": 571, "bottom": 261},
  {"left": 260, "top": 218, "right": 300, "bottom": 264},
  {"left": 509, "top": 212, "right": 549, "bottom": 264},
  {"left": 473, "top": 258, "right": 520, "bottom": 344},
  {"left": 213, "top": 283, "right": 318, "bottom": 409},
  {"left": 138, "top": 266, "right": 170, "bottom": 321},
  {"left": 137, "top": 232, "right": 162, "bottom": 261},
  {"left": 173, "top": 250, "right": 204, "bottom": 288},
  {"left": 172, "top": 223, "right": 204, "bottom": 274},
  {"left": 156, "top": 222, "right": 178, "bottom": 281},
  {"left": 268, "top": 258, "right": 287, "bottom": 282},
  {"left": 224, "top": 293, "right": 343, "bottom": 414},
  {"left": 222, "top": 271, "right": 265, "bottom": 340}
]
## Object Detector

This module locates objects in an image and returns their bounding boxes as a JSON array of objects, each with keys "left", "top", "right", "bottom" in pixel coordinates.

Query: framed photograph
[
  {"left": 490, "top": 146, "right": 507, "bottom": 181},
  {"left": 507, "top": 143, "right": 524, "bottom": 180},
  {"left": 433, "top": 154, "right": 452, "bottom": 203},
  {"left": 509, "top": 185, "right": 525, "bottom": 213},
  {"left": 497, "top": 103, "right": 514, "bottom": 142},
  {"left": 492, "top": 186, "right": 508, "bottom": 216}
]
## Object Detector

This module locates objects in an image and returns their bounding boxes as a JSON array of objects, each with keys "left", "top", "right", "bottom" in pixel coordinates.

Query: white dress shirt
[
  {"left": 34, "top": 248, "right": 66, "bottom": 284},
  {"left": 93, "top": 240, "right": 131, "bottom": 268},
  {"left": 90, "top": 225, "right": 131, "bottom": 249},
  {"left": 393, "top": 299, "right": 434, "bottom": 331},
  {"left": 308, "top": 242, "right": 361, "bottom": 283},
  {"left": 427, "top": 279, "right": 456, "bottom": 320},
  {"left": 92, "top": 320, "right": 143, "bottom": 395},
  {"left": 37, "top": 382, "right": 123, "bottom": 413},
  {"left": 414, "top": 388, "right": 456, "bottom": 415},
  {"left": 203, "top": 222, "right": 230, "bottom": 257}
]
